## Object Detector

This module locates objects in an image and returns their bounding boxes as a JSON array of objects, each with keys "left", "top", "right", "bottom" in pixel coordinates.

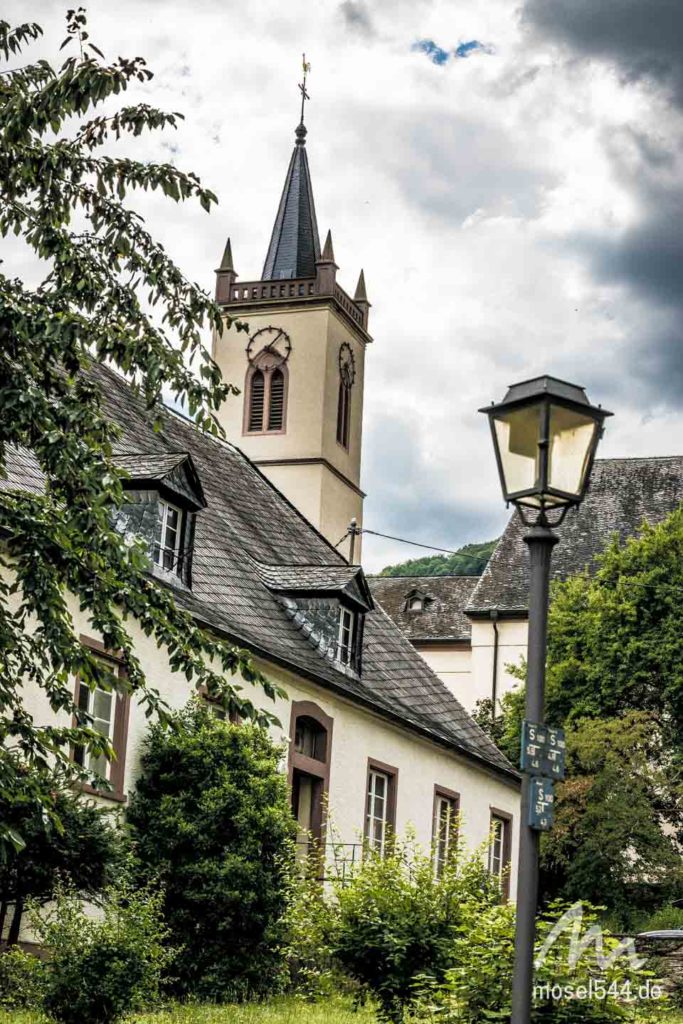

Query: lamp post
[{"left": 479, "top": 376, "right": 612, "bottom": 1024}]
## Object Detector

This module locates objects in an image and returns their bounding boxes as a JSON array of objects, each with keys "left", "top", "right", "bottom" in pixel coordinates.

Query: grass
[
  {"left": 1, "top": 1000, "right": 681, "bottom": 1023},
  {"left": 0, "top": 996, "right": 375, "bottom": 1024}
]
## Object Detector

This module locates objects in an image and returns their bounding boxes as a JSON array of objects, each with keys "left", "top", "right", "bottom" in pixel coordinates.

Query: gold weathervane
[{"left": 299, "top": 54, "right": 311, "bottom": 125}]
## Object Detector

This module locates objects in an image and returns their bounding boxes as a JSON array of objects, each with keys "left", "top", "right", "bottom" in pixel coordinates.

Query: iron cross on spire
[{"left": 298, "top": 53, "right": 311, "bottom": 125}]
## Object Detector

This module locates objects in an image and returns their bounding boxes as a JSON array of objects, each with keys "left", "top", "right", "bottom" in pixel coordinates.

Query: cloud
[
  {"left": 339, "top": 0, "right": 375, "bottom": 35},
  {"left": 522, "top": 0, "right": 683, "bottom": 108},
  {"left": 412, "top": 38, "right": 495, "bottom": 66}
]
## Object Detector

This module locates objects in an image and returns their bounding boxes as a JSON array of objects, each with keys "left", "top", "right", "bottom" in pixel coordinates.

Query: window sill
[{"left": 75, "top": 782, "right": 127, "bottom": 804}]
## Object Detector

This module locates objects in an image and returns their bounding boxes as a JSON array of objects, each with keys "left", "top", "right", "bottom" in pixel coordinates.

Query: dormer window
[
  {"left": 337, "top": 607, "right": 356, "bottom": 666},
  {"left": 257, "top": 562, "right": 374, "bottom": 676},
  {"left": 405, "top": 589, "right": 431, "bottom": 614},
  {"left": 112, "top": 450, "right": 206, "bottom": 588},
  {"left": 154, "top": 499, "right": 184, "bottom": 571}
]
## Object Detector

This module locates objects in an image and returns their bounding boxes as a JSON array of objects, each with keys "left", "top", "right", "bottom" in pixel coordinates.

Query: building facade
[
  {"left": 372, "top": 458, "right": 683, "bottom": 717},
  {"left": 211, "top": 121, "right": 369, "bottom": 561}
]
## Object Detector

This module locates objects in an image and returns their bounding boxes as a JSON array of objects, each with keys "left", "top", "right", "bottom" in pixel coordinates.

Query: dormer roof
[{"left": 112, "top": 450, "right": 206, "bottom": 511}]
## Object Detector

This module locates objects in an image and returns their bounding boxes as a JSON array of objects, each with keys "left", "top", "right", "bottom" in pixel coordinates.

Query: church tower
[{"left": 212, "top": 117, "right": 371, "bottom": 561}]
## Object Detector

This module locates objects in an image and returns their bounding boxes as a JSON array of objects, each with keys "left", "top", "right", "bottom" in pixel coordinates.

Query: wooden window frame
[
  {"left": 432, "top": 784, "right": 460, "bottom": 877},
  {"left": 243, "top": 361, "right": 289, "bottom": 436},
  {"left": 288, "top": 701, "right": 334, "bottom": 850},
  {"left": 364, "top": 757, "right": 398, "bottom": 854},
  {"left": 489, "top": 806, "right": 513, "bottom": 901},
  {"left": 73, "top": 636, "right": 131, "bottom": 803}
]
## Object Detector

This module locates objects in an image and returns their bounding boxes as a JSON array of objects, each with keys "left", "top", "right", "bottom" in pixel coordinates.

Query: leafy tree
[
  {"left": 486, "top": 508, "right": 683, "bottom": 919},
  {"left": 540, "top": 712, "right": 682, "bottom": 927},
  {"left": 0, "top": 15, "right": 283, "bottom": 853},
  {"left": 544, "top": 507, "right": 683, "bottom": 752},
  {"left": 378, "top": 539, "right": 497, "bottom": 578},
  {"left": 127, "top": 702, "right": 296, "bottom": 1000},
  {"left": 0, "top": 787, "right": 122, "bottom": 945}
]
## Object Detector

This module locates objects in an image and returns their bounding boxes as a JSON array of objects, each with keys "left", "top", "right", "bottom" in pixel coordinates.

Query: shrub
[
  {"left": 410, "top": 901, "right": 664, "bottom": 1023},
  {"left": 32, "top": 880, "right": 172, "bottom": 1024},
  {"left": 330, "top": 833, "right": 501, "bottom": 1022},
  {"left": 0, "top": 787, "right": 124, "bottom": 944},
  {"left": 282, "top": 869, "right": 352, "bottom": 1000},
  {"left": 0, "top": 947, "right": 46, "bottom": 1009},
  {"left": 127, "top": 702, "right": 297, "bottom": 1001}
]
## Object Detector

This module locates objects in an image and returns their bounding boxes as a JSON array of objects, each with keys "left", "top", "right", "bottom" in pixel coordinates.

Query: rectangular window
[
  {"left": 73, "top": 678, "right": 113, "bottom": 781},
  {"left": 489, "top": 810, "right": 512, "bottom": 899},
  {"left": 154, "top": 499, "right": 184, "bottom": 572},
  {"left": 73, "top": 640, "right": 130, "bottom": 801},
  {"left": 337, "top": 607, "right": 355, "bottom": 666},
  {"left": 433, "top": 787, "right": 459, "bottom": 877},
  {"left": 364, "top": 759, "right": 397, "bottom": 855}
]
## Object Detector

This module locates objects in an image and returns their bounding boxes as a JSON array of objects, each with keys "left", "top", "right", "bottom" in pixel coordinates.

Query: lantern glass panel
[
  {"left": 493, "top": 404, "right": 542, "bottom": 497},
  {"left": 547, "top": 404, "right": 597, "bottom": 499}
]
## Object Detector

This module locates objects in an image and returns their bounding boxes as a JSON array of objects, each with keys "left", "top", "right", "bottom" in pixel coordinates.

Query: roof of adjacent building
[
  {"left": 368, "top": 575, "right": 478, "bottom": 643},
  {"left": 467, "top": 456, "right": 683, "bottom": 616},
  {"left": 1, "top": 362, "right": 516, "bottom": 782},
  {"left": 262, "top": 123, "right": 321, "bottom": 281}
]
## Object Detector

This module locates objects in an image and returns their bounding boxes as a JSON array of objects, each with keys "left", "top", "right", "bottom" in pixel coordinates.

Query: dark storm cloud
[
  {"left": 521, "top": 0, "right": 683, "bottom": 409},
  {"left": 523, "top": 0, "right": 683, "bottom": 107}
]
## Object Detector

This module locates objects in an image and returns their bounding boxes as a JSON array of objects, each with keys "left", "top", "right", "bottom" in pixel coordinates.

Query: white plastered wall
[{"left": 8, "top": 572, "right": 520, "bottom": 941}]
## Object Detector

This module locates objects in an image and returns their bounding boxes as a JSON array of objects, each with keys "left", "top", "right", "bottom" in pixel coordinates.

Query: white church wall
[
  {"left": 10, "top": 570, "right": 520, "bottom": 918},
  {"left": 414, "top": 643, "right": 474, "bottom": 708}
]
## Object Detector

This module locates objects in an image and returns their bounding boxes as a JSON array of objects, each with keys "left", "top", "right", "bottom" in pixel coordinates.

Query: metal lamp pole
[
  {"left": 479, "top": 375, "right": 612, "bottom": 1024},
  {"left": 510, "top": 519, "right": 557, "bottom": 1024}
]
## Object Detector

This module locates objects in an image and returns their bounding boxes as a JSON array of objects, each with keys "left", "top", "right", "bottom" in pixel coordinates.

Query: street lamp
[{"left": 480, "top": 375, "right": 612, "bottom": 1024}]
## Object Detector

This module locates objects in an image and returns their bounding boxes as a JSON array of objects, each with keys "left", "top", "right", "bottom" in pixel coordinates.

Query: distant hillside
[{"left": 378, "top": 539, "right": 498, "bottom": 578}]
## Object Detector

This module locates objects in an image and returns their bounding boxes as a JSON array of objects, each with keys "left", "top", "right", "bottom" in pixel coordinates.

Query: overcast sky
[{"left": 6, "top": 0, "right": 683, "bottom": 571}]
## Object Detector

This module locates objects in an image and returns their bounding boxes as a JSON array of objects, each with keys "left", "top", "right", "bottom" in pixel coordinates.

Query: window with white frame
[
  {"left": 154, "top": 499, "right": 184, "bottom": 572},
  {"left": 366, "top": 769, "right": 388, "bottom": 852},
  {"left": 73, "top": 680, "right": 114, "bottom": 783},
  {"left": 433, "top": 791, "right": 459, "bottom": 877},
  {"left": 337, "top": 606, "right": 355, "bottom": 666},
  {"left": 488, "top": 812, "right": 511, "bottom": 896}
]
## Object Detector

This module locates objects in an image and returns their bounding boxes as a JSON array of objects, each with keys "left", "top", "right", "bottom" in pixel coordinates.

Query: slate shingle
[
  {"left": 368, "top": 576, "right": 477, "bottom": 642},
  {"left": 2, "top": 362, "right": 516, "bottom": 781},
  {"left": 467, "top": 457, "right": 683, "bottom": 615}
]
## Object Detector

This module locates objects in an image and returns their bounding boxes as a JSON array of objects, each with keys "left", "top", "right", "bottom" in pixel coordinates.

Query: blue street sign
[
  {"left": 520, "top": 720, "right": 566, "bottom": 780},
  {"left": 529, "top": 777, "right": 554, "bottom": 831}
]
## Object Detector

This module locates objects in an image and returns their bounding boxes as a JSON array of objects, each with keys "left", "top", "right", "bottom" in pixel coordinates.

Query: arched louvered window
[
  {"left": 248, "top": 369, "right": 265, "bottom": 432},
  {"left": 336, "top": 380, "right": 351, "bottom": 449},
  {"left": 268, "top": 368, "right": 285, "bottom": 431}
]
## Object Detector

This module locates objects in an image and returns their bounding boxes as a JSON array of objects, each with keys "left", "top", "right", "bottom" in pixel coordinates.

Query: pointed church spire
[
  {"left": 321, "top": 228, "right": 335, "bottom": 263},
  {"left": 354, "top": 269, "right": 368, "bottom": 303},
  {"left": 215, "top": 236, "right": 238, "bottom": 303},
  {"left": 219, "top": 236, "right": 234, "bottom": 272},
  {"left": 353, "top": 269, "right": 371, "bottom": 329},
  {"left": 262, "top": 123, "right": 321, "bottom": 281}
]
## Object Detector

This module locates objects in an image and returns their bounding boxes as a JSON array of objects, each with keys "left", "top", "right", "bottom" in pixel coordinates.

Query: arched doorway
[{"left": 288, "top": 701, "right": 333, "bottom": 865}]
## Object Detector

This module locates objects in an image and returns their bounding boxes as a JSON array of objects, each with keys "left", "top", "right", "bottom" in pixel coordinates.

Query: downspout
[{"left": 490, "top": 609, "right": 500, "bottom": 725}]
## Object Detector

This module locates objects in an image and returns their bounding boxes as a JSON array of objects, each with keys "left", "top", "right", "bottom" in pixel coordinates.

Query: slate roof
[
  {"left": 255, "top": 563, "right": 374, "bottom": 610},
  {"left": 2, "top": 362, "right": 516, "bottom": 782},
  {"left": 468, "top": 456, "right": 683, "bottom": 615},
  {"left": 262, "top": 124, "right": 321, "bottom": 281},
  {"left": 369, "top": 576, "right": 478, "bottom": 643},
  {"left": 112, "top": 451, "right": 190, "bottom": 480}
]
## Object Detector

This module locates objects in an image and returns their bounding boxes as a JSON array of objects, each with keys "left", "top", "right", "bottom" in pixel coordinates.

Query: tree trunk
[
  {"left": 0, "top": 900, "right": 7, "bottom": 943},
  {"left": 7, "top": 895, "right": 24, "bottom": 946}
]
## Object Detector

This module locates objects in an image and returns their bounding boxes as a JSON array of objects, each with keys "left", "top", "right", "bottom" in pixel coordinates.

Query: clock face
[
  {"left": 247, "top": 326, "right": 292, "bottom": 367},
  {"left": 339, "top": 342, "right": 356, "bottom": 387}
]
